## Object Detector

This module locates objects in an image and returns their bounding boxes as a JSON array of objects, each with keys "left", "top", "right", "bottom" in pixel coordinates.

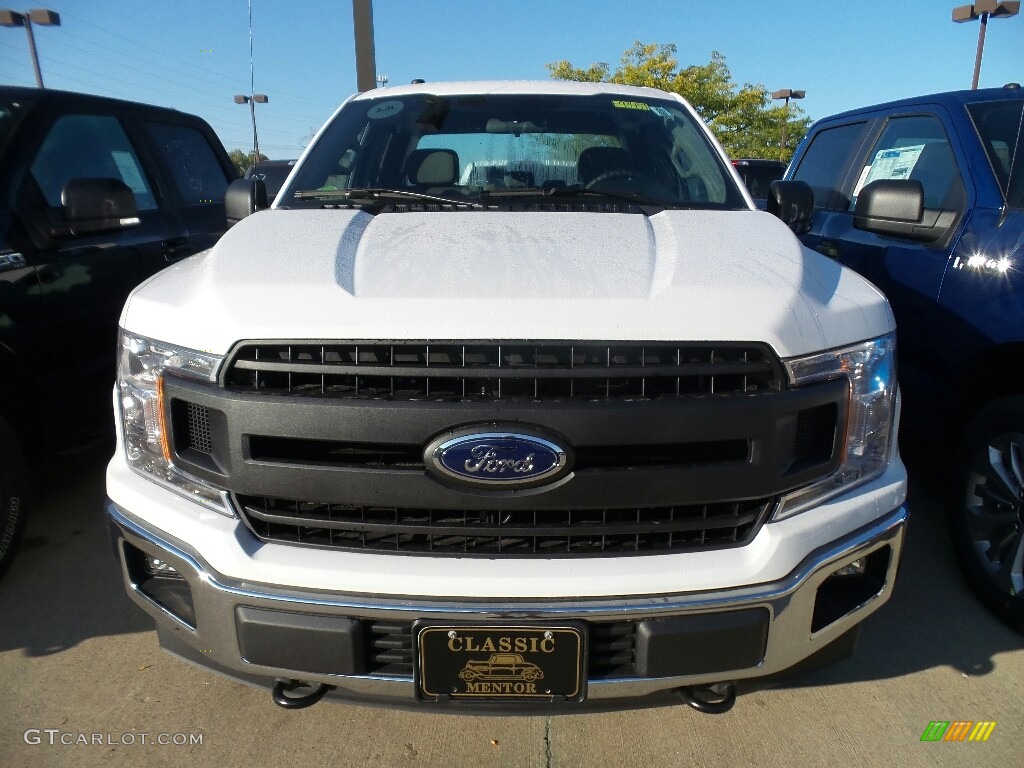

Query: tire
[
  {"left": 0, "top": 416, "right": 27, "bottom": 579},
  {"left": 948, "top": 396, "right": 1024, "bottom": 634}
]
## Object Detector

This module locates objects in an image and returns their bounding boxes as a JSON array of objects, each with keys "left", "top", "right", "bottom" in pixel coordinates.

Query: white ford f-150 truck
[{"left": 105, "top": 80, "right": 908, "bottom": 713}]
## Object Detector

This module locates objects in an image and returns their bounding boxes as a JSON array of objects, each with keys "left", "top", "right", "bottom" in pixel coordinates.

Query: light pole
[
  {"left": 771, "top": 89, "right": 805, "bottom": 155},
  {"left": 0, "top": 8, "right": 60, "bottom": 88},
  {"left": 952, "top": 2, "right": 1020, "bottom": 89},
  {"left": 234, "top": 93, "right": 268, "bottom": 171},
  {"left": 353, "top": 0, "right": 377, "bottom": 92}
]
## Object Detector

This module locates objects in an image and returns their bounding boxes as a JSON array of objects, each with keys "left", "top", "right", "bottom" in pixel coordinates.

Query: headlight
[
  {"left": 774, "top": 333, "right": 897, "bottom": 520},
  {"left": 117, "top": 331, "right": 229, "bottom": 514}
]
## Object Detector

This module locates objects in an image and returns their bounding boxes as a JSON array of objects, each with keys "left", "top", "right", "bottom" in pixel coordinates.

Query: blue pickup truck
[{"left": 779, "top": 85, "right": 1024, "bottom": 632}]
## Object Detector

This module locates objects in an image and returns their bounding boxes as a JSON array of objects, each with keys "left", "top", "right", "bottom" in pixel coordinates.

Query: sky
[{"left": 1, "top": 1, "right": 1022, "bottom": 160}]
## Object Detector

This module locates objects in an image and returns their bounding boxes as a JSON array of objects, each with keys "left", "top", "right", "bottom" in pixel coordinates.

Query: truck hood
[{"left": 122, "top": 208, "right": 894, "bottom": 358}]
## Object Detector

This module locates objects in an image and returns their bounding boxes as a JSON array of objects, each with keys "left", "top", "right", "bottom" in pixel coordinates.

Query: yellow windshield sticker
[{"left": 611, "top": 100, "right": 649, "bottom": 111}]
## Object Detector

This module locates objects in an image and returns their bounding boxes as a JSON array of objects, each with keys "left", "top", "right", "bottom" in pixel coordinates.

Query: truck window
[
  {"left": 967, "top": 99, "right": 1024, "bottom": 209},
  {"left": 146, "top": 122, "right": 230, "bottom": 205},
  {"left": 791, "top": 121, "right": 870, "bottom": 210},
  {"left": 29, "top": 114, "right": 157, "bottom": 211},
  {"left": 849, "top": 115, "right": 965, "bottom": 213}
]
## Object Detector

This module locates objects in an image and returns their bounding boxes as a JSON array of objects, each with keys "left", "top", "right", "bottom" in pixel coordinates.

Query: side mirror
[
  {"left": 226, "top": 178, "right": 268, "bottom": 225},
  {"left": 853, "top": 179, "right": 948, "bottom": 242},
  {"left": 767, "top": 180, "right": 814, "bottom": 235},
  {"left": 61, "top": 178, "right": 139, "bottom": 236}
]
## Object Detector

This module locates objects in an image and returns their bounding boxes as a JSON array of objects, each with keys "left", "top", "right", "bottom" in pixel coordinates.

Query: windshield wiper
[{"left": 293, "top": 187, "right": 480, "bottom": 208}]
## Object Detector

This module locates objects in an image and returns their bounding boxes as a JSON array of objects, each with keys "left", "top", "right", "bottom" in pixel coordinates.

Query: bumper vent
[
  {"left": 235, "top": 495, "right": 774, "bottom": 557},
  {"left": 223, "top": 341, "right": 783, "bottom": 402}
]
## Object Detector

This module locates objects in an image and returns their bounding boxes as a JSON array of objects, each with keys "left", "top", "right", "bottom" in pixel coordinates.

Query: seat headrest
[{"left": 405, "top": 149, "right": 459, "bottom": 186}]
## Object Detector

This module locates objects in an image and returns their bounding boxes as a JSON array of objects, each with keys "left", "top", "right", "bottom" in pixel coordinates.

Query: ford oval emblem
[{"left": 427, "top": 431, "right": 568, "bottom": 487}]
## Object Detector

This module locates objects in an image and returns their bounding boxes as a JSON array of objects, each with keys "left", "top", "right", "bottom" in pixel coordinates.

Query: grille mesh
[
  {"left": 224, "top": 341, "right": 783, "bottom": 402},
  {"left": 185, "top": 403, "right": 213, "bottom": 455},
  {"left": 793, "top": 403, "right": 838, "bottom": 466},
  {"left": 236, "top": 496, "right": 773, "bottom": 557}
]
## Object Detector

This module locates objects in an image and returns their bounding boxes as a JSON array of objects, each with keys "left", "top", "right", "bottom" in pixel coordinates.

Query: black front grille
[
  {"left": 246, "top": 434, "right": 750, "bottom": 471},
  {"left": 365, "top": 620, "right": 636, "bottom": 679},
  {"left": 223, "top": 341, "right": 783, "bottom": 402},
  {"left": 235, "top": 495, "right": 773, "bottom": 557}
]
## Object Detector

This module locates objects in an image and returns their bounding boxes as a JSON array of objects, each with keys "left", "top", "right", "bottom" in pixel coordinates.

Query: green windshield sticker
[{"left": 611, "top": 100, "right": 649, "bottom": 111}]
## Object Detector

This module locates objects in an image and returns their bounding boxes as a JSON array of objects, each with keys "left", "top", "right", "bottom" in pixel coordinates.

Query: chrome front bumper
[{"left": 107, "top": 500, "right": 908, "bottom": 712}]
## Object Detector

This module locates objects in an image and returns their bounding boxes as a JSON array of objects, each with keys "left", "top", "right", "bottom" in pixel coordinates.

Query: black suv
[
  {"left": 732, "top": 159, "right": 787, "bottom": 207},
  {"left": 243, "top": 159, "right": 297, "bottom": 200},
  {"left": 778, "top": 85, "right": 1024, "bottom": 632},
  {"left": 0, "top": 87, "right": 236, "bottom": 576}
]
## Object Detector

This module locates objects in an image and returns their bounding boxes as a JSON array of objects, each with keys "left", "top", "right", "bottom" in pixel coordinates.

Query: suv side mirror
[
  {"left": 226, "top": 178, "right": 268, "bottom": 225},
  {"left": 767, "top": 180, "right": 814, "bottom": 235},
  {"left": 61, "top": 178, "right": 140, "bottom": 237}
]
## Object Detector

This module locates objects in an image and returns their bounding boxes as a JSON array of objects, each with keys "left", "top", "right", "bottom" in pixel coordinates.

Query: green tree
[
  {"left": 228, "top": 149, "right": 269, "bottom": 177},
  {"left": 547, "top": 42, "right": 811, "bottom": 162}
]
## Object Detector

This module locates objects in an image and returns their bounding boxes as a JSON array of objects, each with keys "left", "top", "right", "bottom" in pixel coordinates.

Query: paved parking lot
[{"left": 1, "top": 437, "right": 1022, "bottom": 767}]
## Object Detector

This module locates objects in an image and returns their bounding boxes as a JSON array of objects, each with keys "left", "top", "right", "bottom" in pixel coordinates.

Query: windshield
[
  {"left": 282, "top": 92, "right": 747, "bottom": 209},
  {"left": 967, "top": 99, "right": 1024, "bottom": 209}
]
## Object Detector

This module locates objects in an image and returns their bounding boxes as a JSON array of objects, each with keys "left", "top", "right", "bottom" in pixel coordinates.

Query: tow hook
[
  {"left": 271, "top": 679, "right": 334, "bottom": 709},
  {"left": 678, "top": 681, "right": 737, "bottom": 714}
]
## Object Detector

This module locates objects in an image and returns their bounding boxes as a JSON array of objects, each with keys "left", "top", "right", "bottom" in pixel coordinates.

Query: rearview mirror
[{"left": 767, "top": 180, "right": 814, "bottom": 235}]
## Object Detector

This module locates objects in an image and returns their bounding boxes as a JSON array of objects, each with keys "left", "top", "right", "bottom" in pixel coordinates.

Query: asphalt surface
[{"left": 1, "top": 436, "right": 1022, "bottom": 768}]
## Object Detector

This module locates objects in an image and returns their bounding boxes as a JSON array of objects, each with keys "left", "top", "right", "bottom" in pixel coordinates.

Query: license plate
[{"left": 416, "top": 624, "right": 586, "bottom": 701}]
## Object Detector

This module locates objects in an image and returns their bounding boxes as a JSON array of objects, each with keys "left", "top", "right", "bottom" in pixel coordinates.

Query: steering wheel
[{"left": 584, "top": 169, "right": 636, "bottom": 189}]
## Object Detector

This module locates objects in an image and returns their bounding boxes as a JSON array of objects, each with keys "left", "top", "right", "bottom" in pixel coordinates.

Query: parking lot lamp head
[
  {"left": 234, "top": 93, "right": 269, "bottom": 172},
  {"left": 0, "top": 8, "right": 60, "bottom": 88},
  {"left": 771, "top": 89, "right": 806, "bottom": 156},
  {"left": 952, "top": 2, "right": 1021, "bottom": 89}
]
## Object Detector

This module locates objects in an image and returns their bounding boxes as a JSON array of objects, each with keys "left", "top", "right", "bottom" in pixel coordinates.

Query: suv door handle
[
  {"left": 163, "top": 237, "right": 190, "bottom": 261},
  {"left": 815, "top": 240, "right": 840, "bottom": 259}
]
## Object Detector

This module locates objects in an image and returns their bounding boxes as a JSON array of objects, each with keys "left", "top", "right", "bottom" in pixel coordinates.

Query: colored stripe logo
[{"left": 921, "top": 721, "right": 996, "bottom": 742}]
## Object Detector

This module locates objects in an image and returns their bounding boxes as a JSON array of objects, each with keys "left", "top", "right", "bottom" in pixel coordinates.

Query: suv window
[
  {"left": 850, "top": 115, "right": 965, "bottom": 212},
  {"left": 967, "top": 99, "right": 1024, "bottom": 209},
  {"left": 792, "top": 121, "right": 870, "bottom": 209},
  {"left": 30, "top": 114, "right": 157, "bottom": 210},
  {"left": 146, "top": 122, "right": 229, "bottom": 205}
]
